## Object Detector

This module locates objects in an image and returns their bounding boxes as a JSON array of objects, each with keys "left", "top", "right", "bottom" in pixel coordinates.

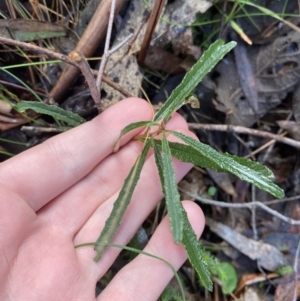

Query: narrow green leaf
[
  {"left": 181, "top": 207, "right": 212, "bottom": 290},
  {"left": 149, "top": 139, "right": 275, "bottom": 184},
  {"left": 169, "top": 131, "right": 284, "bottom": 198},
  {"left": 154, "top": 139, "right": 185, "bottom": 243},
  {"left": 231, "top": 0, "right": 300, "bottom": 34},
  {"left": 153, "top": 140, "right": 165, "bottom": 187},
  {"left": 153, "top": 137, "right": 212, "bottom": 289},
  {"left": 114, "top": 121, "right": 159, "bottom": 152},
  {"left": 94, "top": 139, "right": 152, "bottom": 261},
  {"left": 16, "top": 101, "right": 85, "bottom": 126},
  {"left": 119, "top": 121, "right": 159, "bottom": 138},
  {"left": 0, "top": 68, "right": 43, "bottom": 102},
  {"left": 160, "top": 132, "right": 183, "bottom": 243},
  {"left": 161, "top": 141, "right": 273, "bottom": 178},
  {"left": 155, "top": 140, "right": 221, "bottom": 171},
  {"left": 222, "top": 153, "right": 273, "bottom": 178},
  {"left": 154, "top": 40, "right": 236, "bottom": 123},
  {"left": 160, "top": 286, "right": 183, "bottom": 301}
]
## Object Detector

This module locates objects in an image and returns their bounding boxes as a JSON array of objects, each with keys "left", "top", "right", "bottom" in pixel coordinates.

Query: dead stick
[
  {"left": 138, "top": 0, "right": 166, "bottom": 65},
  {"left": 0, "top": 36, "right": 76, "bottom": 66},
  {"left": 69, "top": 51, "right": 101, "bottom": 111},
  {"left": 179, "top": 188, "right": 300, "bottom": 225},
  {"left": 188, "top": 123, "right": 300, "bottom": 149},
  {"left": 0, "top": 36, "right": 132, "bottom": 99},
  {"left": 94, "top": 72, "right": 133, "bottom": 98},
  {"left": 96, "top": 0, "right": 116, "bottom": 91},
  {"left": 49, "top": 0, "right": 127, "bottom": 103}
]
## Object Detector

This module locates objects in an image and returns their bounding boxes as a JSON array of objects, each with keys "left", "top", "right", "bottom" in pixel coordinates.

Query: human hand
[{"left": 0, "top": 98, "right": 205, "bottom": 301}]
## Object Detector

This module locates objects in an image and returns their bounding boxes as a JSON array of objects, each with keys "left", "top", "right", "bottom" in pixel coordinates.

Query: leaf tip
[{"left": 275, "top": 188, "right": 285, "bottom": 199}]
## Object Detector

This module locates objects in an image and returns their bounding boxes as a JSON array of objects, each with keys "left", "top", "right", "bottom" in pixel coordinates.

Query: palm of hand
[{"left": 0, "top": 98, "right": 204, "bottom": 301}]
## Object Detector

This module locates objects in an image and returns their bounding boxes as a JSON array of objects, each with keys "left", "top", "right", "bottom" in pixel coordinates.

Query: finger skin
[
  {"left": 39, "top": 112, "right": 189, "bottom": 236},
  {"left": 0, "top": 183, "right": 36, "bottom": 278},
  {"left": 97, "top": 201, "right": 205, "bottom": 301},
  {"left": 74, "top": 128, "right": 197, "bottom": 280},
  {"left": 0, "top": 98, "right": 152, "bottom": 211},
  {"left": 0, "top": 97, "right": 204, "bottom": 301}
]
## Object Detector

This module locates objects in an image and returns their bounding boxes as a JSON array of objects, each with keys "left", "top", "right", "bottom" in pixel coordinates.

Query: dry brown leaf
[
  {"left": 277, "top": 120, "right": 300, "bottom": 141},
  {"left": 144, "top": 46, "right": 184, "bottom": 74},
  {"left": 216, "top": 31, "right": 300, "bottom": 126},
  {"left": 275, "top": 278, "right": 300, "bottom": 301},
  {"left": 49, "top": 0, "right": 127, "bottom": 102},
  {"left": 101, "top": 0, "right": 156, "bottom": 108},
  {"left": 207, "top": 169, "right": 237, "bottom": 197},
  {"left": 206, "top": 218, "right": 288, "bottom": 271},
  {"left": 50, "top": 0, "right": 216, "bottom": 105},
  {"left": 0, "top": 19, "right": 66, "bottom": 41},
  {"left": 235, "top": 273, "right": 278, "bottom": 296},
  {"left": 102, "top": 0, "right": 216, "bottom": 106},
  {"left": 153, "top": 0, "right": 217, "bottom": 55},
  {"left": 179, "top": 168, "right": 205, "bottom": 199}
]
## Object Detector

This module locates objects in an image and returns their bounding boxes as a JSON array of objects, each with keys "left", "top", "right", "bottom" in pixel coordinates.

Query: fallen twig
[
  {"left": 0, "top": 36, "right": 75, "bottom": 66},
  {"left": 92, "top": 70, "right": 132, "bottom": 98},
  {"left": 69, "top": 51, "right": 100, "bottom": 110},
  {"left": 265, "top": 195, "right": 300, "bottom": 205},
  {"left": 251, "top": 185, "right": 258, "bottom": 240},
  {"left": 137, "top": 0, "right": 166, "bottom": 65},
  {"left": 0, "top": 80, "right": 48, "bottom": 97},
  {"left": 49, "top": 0, "right": 127, "bottom": 103},
  {"left": 21, "top": 126, "right": 63, "bottom": 133},
  {"left": 96, "top": 33, "right": 133, "bottom": 104},
  {"left": 261, "top": 113, "right": 293, "bottom": 163},
  {"left": 0, "top": 36, "right": 132, "bottom": 102},
  {"left": 179, "top": 188, "right": 300, "bottom": 225},
  {"left": 188, "top": 123, "right": 300, "bottom": 149},
  {"left": 206, "top": 217, "right": 287, "bottom": 271},
  {"left": 96, "top": 0, "right": 116, "bottom": 91},
  {"left": 95, "top": 0, "right": 133, "bottom": 110}
]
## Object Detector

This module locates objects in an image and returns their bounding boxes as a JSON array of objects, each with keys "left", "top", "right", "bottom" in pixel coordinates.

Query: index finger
[{"left": 0, "top": 98, "right": 152, "bottom": 211}]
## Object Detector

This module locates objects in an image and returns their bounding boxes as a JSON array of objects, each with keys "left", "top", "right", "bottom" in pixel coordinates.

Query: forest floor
[{"left": 0, "top": 0, "right": 300, "bottom": 300}]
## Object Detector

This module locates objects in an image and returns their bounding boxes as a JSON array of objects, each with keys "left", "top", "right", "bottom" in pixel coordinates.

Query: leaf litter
[{"left": 1, "top": 0, "right": 300, "bottom": 300}]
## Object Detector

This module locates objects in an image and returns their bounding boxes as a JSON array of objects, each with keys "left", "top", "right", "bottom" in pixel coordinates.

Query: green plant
[
  {"left": 192, "top": 0, "right": 300, "bottom": 47},
  {"left": 0, "top": 63, "right": 85, "bottom": 130},
  {"left": 75, "top": 242, "right": 187, "bottom": 300},
  {"left": 85, "top": 39, "right": 284, "bottom": 291},
  {"left": 160, "top": 285, "right": 186, "bottom": 301},
  {"left": 217, "top": 262, "right": 238, "bottom": 294},
  {"left": 15, "top": 101, "right": 86, "bottom": 127},
  {"left": 275, "top": 265, "right": 293, "bottom": 276}
]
